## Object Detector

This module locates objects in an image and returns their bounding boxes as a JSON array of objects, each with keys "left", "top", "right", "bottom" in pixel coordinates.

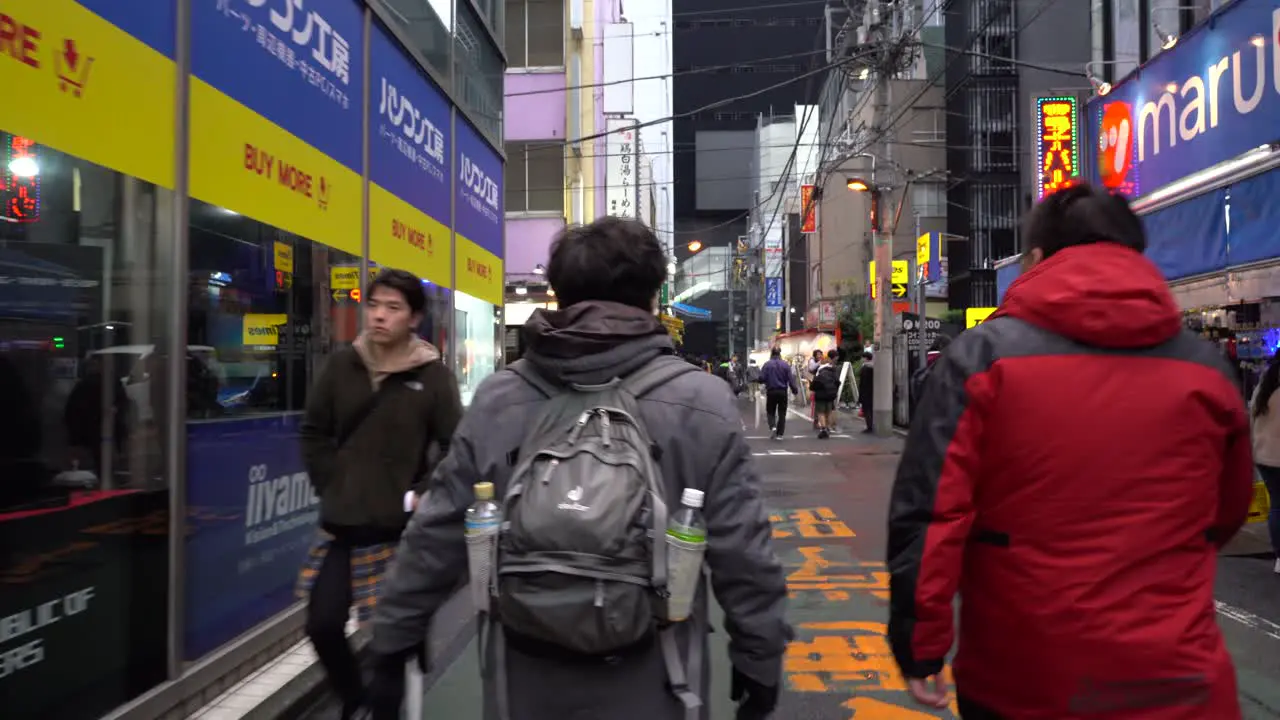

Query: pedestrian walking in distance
[
  {"left": 1249, "top": 351, "right": 1280, "bottom": 574},
  {"left": 760, "top": 346, "right": 800, "bottom": 440},
  {"left": 888, "top": 183, "right": 1253, "bottom": 720}
]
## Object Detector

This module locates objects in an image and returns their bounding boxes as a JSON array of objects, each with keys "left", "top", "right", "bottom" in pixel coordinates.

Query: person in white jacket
[{"left": 1249, "top": 354, "right": 1280, "bottom": 573}]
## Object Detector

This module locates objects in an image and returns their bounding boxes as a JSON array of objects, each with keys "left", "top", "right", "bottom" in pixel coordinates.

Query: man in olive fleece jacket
[{"left": 298, "top": 269, "right": 461, "bottom": 720}]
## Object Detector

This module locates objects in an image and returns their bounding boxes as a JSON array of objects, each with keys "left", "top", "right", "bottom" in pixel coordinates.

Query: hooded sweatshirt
[{"left": 300, "top": 333, "right": 461, "bottom": 539}]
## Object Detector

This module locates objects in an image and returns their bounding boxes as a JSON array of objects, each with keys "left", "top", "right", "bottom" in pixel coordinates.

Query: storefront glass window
[
  {"left": 183, "top": 201, "right": 359, "bottom": 659},
  {"left": 455, "top": 290, "right": 502, "bottom": 404},
  {"left": 0, "top": 132, "right": 174, "bottom": 719}
]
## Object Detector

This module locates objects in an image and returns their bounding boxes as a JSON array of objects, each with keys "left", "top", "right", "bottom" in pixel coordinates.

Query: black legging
[{"left": 306, "top": 539, "right": 365, "bottom": 713}]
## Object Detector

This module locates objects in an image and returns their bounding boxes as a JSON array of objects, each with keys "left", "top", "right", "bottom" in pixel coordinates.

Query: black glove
[{"left": 730, "top": 667, "right": 779, "bottom": 720}]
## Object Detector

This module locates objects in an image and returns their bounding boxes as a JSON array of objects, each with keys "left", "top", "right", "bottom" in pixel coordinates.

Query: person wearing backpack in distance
[
  {"left": 297, "top": 268, "right": 462, "bottom": 720},
  {"left": 367, "top": 216, "right": 792, "bottom": 720},
  {"left": 811, "top": 350, "right": 840, "bottom": 438}
]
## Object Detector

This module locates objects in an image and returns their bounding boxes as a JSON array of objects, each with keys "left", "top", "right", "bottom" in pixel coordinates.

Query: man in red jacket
[{"left": 887, "top": 184, "right": 1254, "bottom": 719}]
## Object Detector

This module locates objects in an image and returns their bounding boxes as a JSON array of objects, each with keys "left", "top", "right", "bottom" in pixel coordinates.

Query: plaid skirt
[{"left": 295, "top": 532, "right": 398, "bottom": 621}]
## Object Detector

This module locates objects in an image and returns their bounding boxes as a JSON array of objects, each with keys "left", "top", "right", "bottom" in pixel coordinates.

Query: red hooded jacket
[{"left": 887, "top": 243, "right": 1253, "bottom": 719}]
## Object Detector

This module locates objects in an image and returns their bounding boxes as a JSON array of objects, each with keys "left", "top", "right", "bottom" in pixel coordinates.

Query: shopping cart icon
[{"left": 56, "top": 39, "right": 94, "bottom": 98}]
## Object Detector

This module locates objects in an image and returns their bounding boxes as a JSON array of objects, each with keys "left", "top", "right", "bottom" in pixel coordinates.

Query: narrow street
[{"left": 306, "top": 399, "right": 1280, "bottom": 719}]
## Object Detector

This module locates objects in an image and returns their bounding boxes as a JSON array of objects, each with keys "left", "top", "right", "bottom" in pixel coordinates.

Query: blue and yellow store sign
[{"left": 0, "top": 3, "right": 503, "bottom": 718}]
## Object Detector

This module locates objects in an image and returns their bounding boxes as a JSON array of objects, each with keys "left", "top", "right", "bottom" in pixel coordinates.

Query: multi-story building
[
  {"left": 670, "top": 0, "right": 818, "bottom": 355},
  {"left": 943, "top": 0, "right": 1091, "bottom": 309},
  {"left": 502, "top": 0, "right": 674, "bottom": 343}
]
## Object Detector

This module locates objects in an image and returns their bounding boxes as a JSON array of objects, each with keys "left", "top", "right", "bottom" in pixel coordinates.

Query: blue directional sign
[{"left": 764, "top": 277, "right": 784, "bottom": 312}]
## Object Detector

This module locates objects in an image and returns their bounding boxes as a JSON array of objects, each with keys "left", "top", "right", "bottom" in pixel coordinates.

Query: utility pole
[
  {"left": 782, "top": 220, "right": 791, "bottom": 334},
  {"left": 727, "top": 248, "right": 735, "bottom": 358},
  {"left": 870, "top": 17, "right": 894, "bottom": 438},
  {"left": 915, "top": 213, "right": 927, "bottom": 369}
]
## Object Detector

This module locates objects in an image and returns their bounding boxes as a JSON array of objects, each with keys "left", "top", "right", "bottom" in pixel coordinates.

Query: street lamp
[
  {"left": 846, "top": 178, "right": 871, "bottom": 193},
  {"left": 687, "top": 240, "right": 703, "bottom": 253}
]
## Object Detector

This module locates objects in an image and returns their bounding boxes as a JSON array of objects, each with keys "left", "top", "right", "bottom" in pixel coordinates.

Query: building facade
[
  {"left": 502, "top": 0, "right": 674, "bottom": 344},
  {"left": 942, "top": 0, "right": 1091, "bottom": 309},
  {"left": 670, "top": 0, "right": 818, "bottom": 355},
  {"left": 0, "top": 2, "right": 504, "bottom": 718},
  {"left": 1085, "top": 0, "right": 1280, "bottom": 336}
]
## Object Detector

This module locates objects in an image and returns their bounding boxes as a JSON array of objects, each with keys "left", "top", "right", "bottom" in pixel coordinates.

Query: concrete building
[{"left": 502, "top": 0, "right": 674, "bottom": 340}]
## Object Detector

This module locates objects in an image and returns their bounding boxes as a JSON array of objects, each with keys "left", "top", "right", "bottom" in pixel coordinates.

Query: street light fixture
[
  {"left": 846, "top": 178, "right": 871, "bottom": 192},
  {"left": 687, "top": 240, "right": 703, "bottom": 253}
]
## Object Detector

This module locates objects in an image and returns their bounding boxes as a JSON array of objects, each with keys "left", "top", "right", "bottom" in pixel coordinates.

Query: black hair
[
  {"left": 863, "top": 351, "right": 873, "bottom": 360},
  {"left": 1021, "top": 182, "right": 1146, "bottom": 260},
  {"left": 547, "top": 217, "right": 666, "bottom": 310},
  {"left": 367, "top": 268, "right": 426, "bottom": 314},
  {"left": 1254, "top": 353, "right": 1280, "bottom": 418},
  {"left": 770, "top": 346, "right": 782, "bottom": 356}
]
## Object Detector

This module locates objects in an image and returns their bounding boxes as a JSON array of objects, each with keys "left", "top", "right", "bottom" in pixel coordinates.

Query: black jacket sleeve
[
  {"left": 299, "top": 354, "right": 340, "bottom": 495},
  {"left": 887, "top": 330, "right": 993, "bottom": 679},
  {"left": 370, "top": 409, "right": 477, "bottom": 658},
  {"left": 416, "top": 361, "right": 463, "bottom": 495}
]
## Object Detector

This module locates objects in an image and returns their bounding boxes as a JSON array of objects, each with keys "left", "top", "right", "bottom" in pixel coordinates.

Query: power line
[{"left": 502, "top": 47, "right": 833, "bottom": 98}]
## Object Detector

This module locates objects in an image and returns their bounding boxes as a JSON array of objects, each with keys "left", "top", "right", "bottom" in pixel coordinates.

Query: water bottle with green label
[
  {"left": 665, "top": 488, "right": 707, "bottom": 622},
  {"left": 464, "top": 482, "right": 501, "bottom": 612}
]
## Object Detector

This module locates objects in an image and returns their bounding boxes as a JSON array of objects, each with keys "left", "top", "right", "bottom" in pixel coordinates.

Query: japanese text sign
[
  {"left": 194, "top": 0, "right": 364, "bottom": 172},
  {"left": 455, "top": 118, "right": 503, "bottom": 258},
  {"left": 800, "top": 184, "right": 817, "bottom": 233},
  {"left": 368, "top": 23, "right": 449, "bottom": 223},
  {"left": 1036, "top": 96, "right": 1080, "bottom": 200}
]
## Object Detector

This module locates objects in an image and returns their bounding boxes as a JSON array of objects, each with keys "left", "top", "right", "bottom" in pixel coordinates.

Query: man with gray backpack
[{"left": 367, "top": 217, "right": 792, "bottom": 720}]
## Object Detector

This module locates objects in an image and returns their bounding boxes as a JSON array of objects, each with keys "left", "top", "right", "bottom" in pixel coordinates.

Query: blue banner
[
  {"left": 1087, "top": 1, "right": 1279, "bottom": 197},
  {"left": 764, "top": 277, "right": 784, "bottom": 311},
  {"left": 193, "top": 0, "right": 364, "bottom": 172},
  {"left": 1142, "top": 189, "right": 1227, "bottom": 280},
  {"left": 369, "top": 22, "right": 450, "bottom": 223},
  {"left": 1226, "top": 168, "right": 1280, "bottom": 267},
  {"left": 184, "top": 413, "right": 319, "bottom": 660},
  {"left": 78, "top": 0, "right": 177, "bottom": 57},
  {"left": 455, "top": 118, "right": 504, "bottom": 257}
]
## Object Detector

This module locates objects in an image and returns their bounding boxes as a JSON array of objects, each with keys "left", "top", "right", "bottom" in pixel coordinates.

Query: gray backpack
[{"left": 489, "top": 356, "right": 702, "bottom": 717}]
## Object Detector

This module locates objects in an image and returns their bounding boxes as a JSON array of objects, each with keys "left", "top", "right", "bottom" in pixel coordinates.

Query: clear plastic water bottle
[
  {"left": 464, "top": 482, "right": 501, "bottom": 612},
  {"left": 665, "top": 488, "right": 708, "bottom": 622}
]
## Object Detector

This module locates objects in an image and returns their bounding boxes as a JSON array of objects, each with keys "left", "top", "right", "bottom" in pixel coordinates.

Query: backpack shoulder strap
[
  {"left": 620, "top": 355, "right": 700, "bottom": 399},
  {"left": 507, "top": 359, "right": 562, "bottom": 399}
]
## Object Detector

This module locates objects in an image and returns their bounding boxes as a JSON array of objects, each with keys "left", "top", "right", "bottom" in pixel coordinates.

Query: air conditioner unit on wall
[{"left": 569, "top": 0, "right": 584, "bottom": 37}]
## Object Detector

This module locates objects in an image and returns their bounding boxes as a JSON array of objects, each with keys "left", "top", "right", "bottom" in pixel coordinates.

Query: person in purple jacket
[{"left": 760, "top": 347, "right": 800, "bottom": 440}]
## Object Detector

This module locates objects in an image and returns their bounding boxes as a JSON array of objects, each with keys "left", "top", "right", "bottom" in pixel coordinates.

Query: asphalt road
[{"left": 303, "top": 397, "right": 1280, "bottom": 719}]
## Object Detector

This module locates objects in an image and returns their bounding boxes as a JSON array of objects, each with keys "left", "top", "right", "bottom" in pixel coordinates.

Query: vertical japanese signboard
[
  {"left": 368, "top": 22, "right": 451, "bottom": 287},
  {"left": 764, "top": 226, "right": 784, "bottom": 312},
  {"left": 606, "top": 118, "right": 638, "bottom": 219},
  {"left": 1035, "top": 95, "right": 1080, "bottom": 200},
  {"left": 800, "top": 184, "right": 817, "bottom": 233},
  {"left": 189, "top": 0, "right": 364, "bottom": 256},
  {"left": 0, "top": 1, "right": 177, "bottom": 189},
  {"left": 455, "top": 117, "right": 504, "bottom": 305}
]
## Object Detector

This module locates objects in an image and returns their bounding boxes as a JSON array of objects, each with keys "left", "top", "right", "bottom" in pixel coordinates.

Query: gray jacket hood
[{"left": 522, "top": 301, "right": 674, "bottom": 385}]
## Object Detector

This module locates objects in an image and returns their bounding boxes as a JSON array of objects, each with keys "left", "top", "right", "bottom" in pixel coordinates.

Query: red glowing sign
[
  {"left": 1036, "top": 97, "right": 1081, "bottom": 200},
  {"left": 2, "top": 134, "right": 40, "bottom": 223}
]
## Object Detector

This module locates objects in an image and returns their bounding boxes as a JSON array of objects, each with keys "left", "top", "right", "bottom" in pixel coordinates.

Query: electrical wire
[{"left": 503, "top": 46, "right": 836, "bottom": 98}]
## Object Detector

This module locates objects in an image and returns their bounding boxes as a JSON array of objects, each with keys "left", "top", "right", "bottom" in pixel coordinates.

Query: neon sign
[
  {"left": 1036, "top": 96, "right": 1080, "bottom": 200},
  {"left": 2, "top": 134, "right": 40, "bottom": 223}
]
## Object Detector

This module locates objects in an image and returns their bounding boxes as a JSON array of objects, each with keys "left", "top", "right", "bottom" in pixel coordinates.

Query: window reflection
[
  {"left": 455, "top": 1, "right": 504, "bottom": 141},
  {"left": 0, "top": 131, "right": 171, "bottom": 720},
  {"left": 378, "top": 0, "right": 453, "bottom": 88}
]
